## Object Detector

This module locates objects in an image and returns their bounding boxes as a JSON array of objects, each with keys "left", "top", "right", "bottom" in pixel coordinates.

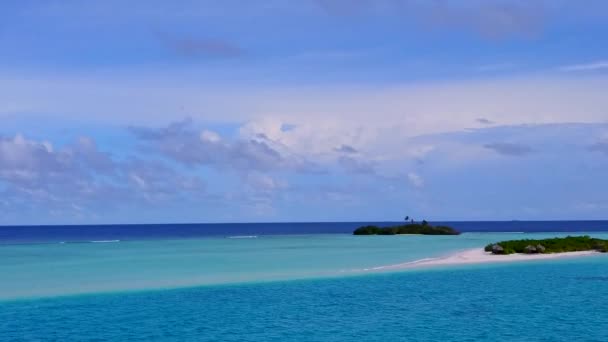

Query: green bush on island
[
  {"left": 484, "top": 235, "right": 608, "bottom": 255},
  {"left": 353, "top": 223, "right": 460, "bottom": 235}
]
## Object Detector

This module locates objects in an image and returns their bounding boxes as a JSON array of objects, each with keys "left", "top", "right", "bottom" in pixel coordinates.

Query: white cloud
[
  {"left": 559, "top": 60, "right": 608, "bottom": 72},
  {"left": 0, "top": 133, "right": 207, "bottom": 219},
  {"left": 200, "top": 129, "right": 221, "bottom": 143},
  {"left": 129, "top": 172, "right": 147, "bottom": 189},
  {"left": 483, "top": 142, "right": 533, "bottom": 156},
  {"left": 407, "top": 172, "right": 424, "bottom": 188},
  {"left": 3, "top": 72, "right": 608, "bottom": 133},
  {"left": 2, "top": 72, "right": 608, "bottom": 174},
  {"left": 245, "top": 173, "right": 288, "bottom": 193},
  {"left": 131, "top": 119, "right": 322, "bottom": 173}
]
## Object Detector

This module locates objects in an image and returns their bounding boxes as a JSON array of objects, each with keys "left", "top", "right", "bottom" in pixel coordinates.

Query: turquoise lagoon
[{"left": 2, "top": 232, "right": 608, "bottom": 341}]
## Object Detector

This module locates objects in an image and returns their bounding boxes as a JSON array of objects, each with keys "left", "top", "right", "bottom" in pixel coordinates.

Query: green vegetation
[
  {"left": 484, "top": 235, "right": 608, "bottom": 255},
  {"left": 353, "top": 223, "right": 460, "bottom": 235}
]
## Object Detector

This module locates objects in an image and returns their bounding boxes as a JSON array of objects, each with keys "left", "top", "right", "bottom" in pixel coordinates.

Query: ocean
[
  {"left": 2, "top": 220, "right": 607, "bottom": 244},
  {"left": 1, "top": 221, "right": 608, "bottom": 341}
]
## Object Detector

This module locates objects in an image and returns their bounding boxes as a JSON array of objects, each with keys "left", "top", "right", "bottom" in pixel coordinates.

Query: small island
[
  {"left": 485, "top": 235, "right": 608, "bottom": 255},
  {"left": 353, "top": 221, "right": 460, "bottom": 235}
]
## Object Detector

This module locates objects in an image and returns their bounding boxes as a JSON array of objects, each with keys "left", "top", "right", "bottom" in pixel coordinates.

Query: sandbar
[{"left": 367, "top": 248, "right": 599, "bottom": 271}]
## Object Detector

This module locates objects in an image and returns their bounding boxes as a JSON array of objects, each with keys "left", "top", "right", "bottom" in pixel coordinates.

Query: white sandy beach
[{"left": 368, "top": 248, "right": 599, "bottom": 271}]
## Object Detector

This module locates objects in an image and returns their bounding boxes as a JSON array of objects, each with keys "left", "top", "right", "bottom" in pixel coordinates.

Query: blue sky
[{"left": 1, "top": 0, "right": 608, "bottom": 224}]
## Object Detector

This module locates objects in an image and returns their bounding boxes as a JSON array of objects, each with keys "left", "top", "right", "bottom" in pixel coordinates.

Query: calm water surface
[{"left": 1, "top": 225, "right": 607, "bottom": 341}]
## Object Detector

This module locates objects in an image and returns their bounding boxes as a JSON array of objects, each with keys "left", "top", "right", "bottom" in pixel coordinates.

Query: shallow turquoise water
[
  {"left": 2, "top": 257, "right": 608, "bottom": 341},
  {"left": 3, "top": 232, "right": 605, "bottom": 300},
  {"left": 2, "top": 233, "right": 608, "bottom": 341}
]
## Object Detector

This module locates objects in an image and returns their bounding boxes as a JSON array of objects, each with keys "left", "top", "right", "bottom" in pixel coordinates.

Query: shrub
[
  {"left": 353, "top": 223, "right": 460, "bottom": 235},
  {"left": 485, "top": 236, "right": 608, "bottom": 255}
]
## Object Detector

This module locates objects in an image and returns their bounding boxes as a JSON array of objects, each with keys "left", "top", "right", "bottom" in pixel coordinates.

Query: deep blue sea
[
  {"left": 2, "top": 221, "right": 608, "bottom": 341},
  {"left": 2, "top": 220, "right": 607, "bottom": 244}
]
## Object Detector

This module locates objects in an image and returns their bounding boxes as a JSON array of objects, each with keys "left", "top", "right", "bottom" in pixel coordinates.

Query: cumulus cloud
[
  {"left": 334, "top": 144, "right": 358, "bottom": 154},
  {"left": 123, "top": 158, "right": 205, "bottom": 202},
  {"left": 407, "top": 172, "right": 424, "bottom": 188},
  {"left": 3, "top": 121, "right": 608, "bottom": 223},
  {"left": 130, "top": 119, "right": 323, "bottom": 173},
  {"left": 483, "top": 142, "right": 533, "bottom": 156},
  {"left": 476, "top": 117, "right": 495, "bottom": 125},
  {"left": 0, "top": 133, "right": 205, "bottom": 218},
  {"left": 338, "top": 156, "right": 375, "bottom": 174},
  {"left": 0, "top": 134, "right": 114, "bottom": 188},
  {"left": 244, "top": 172, "right": 289, "bottom": 194}
]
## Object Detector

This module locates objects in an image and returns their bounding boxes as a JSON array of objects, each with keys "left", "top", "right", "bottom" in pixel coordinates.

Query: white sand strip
[{"left": 369, "top": 248, "right": 599, "bottom": 271}]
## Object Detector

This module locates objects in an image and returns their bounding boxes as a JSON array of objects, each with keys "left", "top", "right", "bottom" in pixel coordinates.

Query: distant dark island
[
  {"left": 353, "top": 221, "right": 460, "bottom": 235},
  {"left": 485, "top": 236, "right": 608, "bottom": 255}
]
